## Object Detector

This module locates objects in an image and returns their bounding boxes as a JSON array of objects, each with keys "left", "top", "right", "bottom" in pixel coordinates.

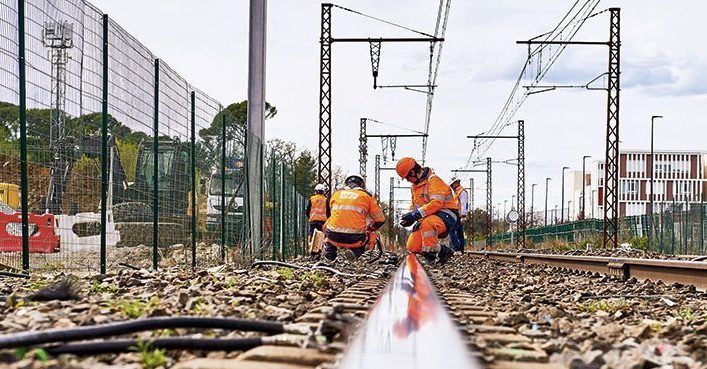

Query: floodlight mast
[{"left": 42, "top": 21, "right": 74, "bottom": 214}]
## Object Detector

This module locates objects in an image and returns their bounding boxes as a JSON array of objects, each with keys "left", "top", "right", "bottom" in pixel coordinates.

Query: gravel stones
[{"left": 436, "top": 253, "right": 707, "bottom": 368}]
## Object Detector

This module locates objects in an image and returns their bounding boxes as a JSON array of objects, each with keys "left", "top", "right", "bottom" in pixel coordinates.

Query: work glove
[
  {"left": 460, "top": 215, "right": 467, "bottom": 224},
  {"left": 400, "top": 209, "right": 422, "bottom": 227}
]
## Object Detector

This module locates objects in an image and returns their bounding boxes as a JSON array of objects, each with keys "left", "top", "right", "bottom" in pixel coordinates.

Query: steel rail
[
  {"left": 338, "top": 254, "right": 480, "bottom": 369},
  {"left": 471, "top": 251, "right": 707, "bottom": 290}
]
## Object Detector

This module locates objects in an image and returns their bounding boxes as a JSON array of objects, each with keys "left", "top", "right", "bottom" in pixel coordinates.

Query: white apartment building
[{"left": 571, "top": 150, "right": 707, "bottom": 218}]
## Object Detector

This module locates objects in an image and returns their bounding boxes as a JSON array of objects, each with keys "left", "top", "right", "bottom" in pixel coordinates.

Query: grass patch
[
  {"left": 577, "top": 299, "right": 629, "bottom": 315},
  {"left": 115, "top": 296, "right": 161, "bottom": 319},
  {"left": 88, "top": 280, "right": 119, "bottom": 294},
  {"left": 275, "top": 267, "right": 295, "bottom": 280},
  {"left": 225, "top": 276, "right": 238, "bottom": 289},
  {"left": 302, "top": 271, "right": 326, "bottom": 289},
  {"left": 676, "top": 307, "right": 696, "bottom": 321},
  {"left": 190, "top": 297, "right": 210, "bottom": 316},
  {"left": 130, "top": 339, "right": 166, "bottom": 369},
  {"left": 14, "top": 348, "right": 48, "bottom": 363},
  {"left": 27, "top": 277, "right": 47, "bottom": 291}
]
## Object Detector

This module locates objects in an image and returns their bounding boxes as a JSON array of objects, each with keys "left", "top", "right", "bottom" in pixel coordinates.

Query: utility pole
[
  {"left": 318, "top": 3, "right": 332, "bottom": 191},
  {"left": 649, "top": 115, "right": 663, "bottom": 246},
  {"left": 469, "top": 178, "right": 474, "bottom": 240},
  {"left": 517, "top": 8, "right": 621, "bottom": 248},
  {"left": 359, "top": 118, "right": 367, "bottom": 180},
  {"left": 545, "top": 178, "right": 551, "bottom": 226},
  {"left": 561, "top": 166, "right": 569, "bottom": 223},
  {"left": 374, "top": 154, "right": 381, "bottom": 199},
  {"left": 318, "top": 3, "right": 443, "bottom": 190},
  {"left": 531, "top": 183, "right": 537, "bottom": 226},
  {"left": 452, "top": 157, "right": 492, "bottom": 241},
  {"left": 388, "top": 177, "right": 394, "bottom": 248},
  {"left": 247, "top": 0, "right": 268, "bottom": 255},
  {"left": 468, "top": 120, "right": 525, "bottom": 246},
  {"left": 581, "top": 155, "right": 591, "bottom": 220},
  {"left": 358, "top": 117, "right": 427, "bottom": 177}
]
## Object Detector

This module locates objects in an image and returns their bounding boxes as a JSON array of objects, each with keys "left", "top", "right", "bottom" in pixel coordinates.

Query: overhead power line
[
  {"left": 421, "top": 0, "right": 452, "bottom": 164},
  {"left": 332, "top": 4, "right": 435, "bottom": 38},
  {"left": 461, "top": 0, "right": 602, "bottom": 171}
]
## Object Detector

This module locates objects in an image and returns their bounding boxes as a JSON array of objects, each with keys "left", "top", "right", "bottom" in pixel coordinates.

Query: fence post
[
  {"left": 190, "top": 91, "right": 196, "bottom": 269},
  {"left": 701, "top": 200, "right": 705, "bottom": 254},
  {"left": 17, "top": 0, "right": 29, "bottom": 271},
  {"left": 152, "top": 59, "right": 160, "bottom": 271},
  {"left": 279, "top": 163, "right": 285, "bottom": 261},
  {"left": 671, "top": 198, "right": 676, "bottom": 254},
  {"left": 241, "top": 129, "right": 249, "bottom": 260},
  {"left": 270, "top": 153, "right": 276, "bottom": 259},
  {"left": 220, "top": 115, "right": 226, "bottom": 263},
  {"left": 100, "top": 14, "right": 109, "bottom": 274},
  {"left": 684, "top": 200, "right": 689, "bottom": 254}
]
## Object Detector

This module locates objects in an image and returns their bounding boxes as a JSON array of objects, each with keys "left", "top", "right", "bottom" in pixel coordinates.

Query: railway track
[
  {"left": 1, "top": 250, "right": 706, "bottom": 368},
  {"left": 469, "top": 251, "right": 707, "bottom": 290}
]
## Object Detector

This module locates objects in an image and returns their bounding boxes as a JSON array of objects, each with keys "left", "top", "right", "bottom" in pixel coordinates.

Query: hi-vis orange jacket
[
  {"left": 410, "top": 169, "right": 457, "bottom": 217},
  {"left": 307, "top": 194, "right": 329, "bottom": 222},
  {"left": 326, "top": 187, "right": 385, "bottom": 234}
]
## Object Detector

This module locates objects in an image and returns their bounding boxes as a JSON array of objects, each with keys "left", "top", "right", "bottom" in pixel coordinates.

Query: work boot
[
  {"left": 322, "top": 243, "right": 337, "bottom": 261},
  {"left": 421, "top": 251, "right": 437, "bottom": 266},
  {"left": 437, "top": 245, "right": 453, "bottom": 265}
]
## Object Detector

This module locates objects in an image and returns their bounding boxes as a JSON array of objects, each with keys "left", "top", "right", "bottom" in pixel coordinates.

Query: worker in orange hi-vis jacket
[
  {"left": 322, "top": 173, "right": 385, "bottom": 261},
  {"left": 395, "top": 157, "right": 456, "bottom": 265},
  {"left": 306, "top": 183, "right": 330, "bottom": 241}
]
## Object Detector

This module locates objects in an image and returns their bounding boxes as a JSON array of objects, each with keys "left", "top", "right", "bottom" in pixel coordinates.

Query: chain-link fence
[
  {"left": 0, "top": 0, "right": 308, "bottom": 273},
  {"left": 490, "top": 201, "right": 706, "bottom": 255}
]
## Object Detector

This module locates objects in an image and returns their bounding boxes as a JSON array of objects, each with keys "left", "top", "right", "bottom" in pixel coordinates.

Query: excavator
[{"left": 0, "top": 135, "right": 193, "bottom": 253}]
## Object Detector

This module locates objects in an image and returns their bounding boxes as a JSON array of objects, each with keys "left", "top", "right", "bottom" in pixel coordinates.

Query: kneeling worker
[
  {"left": 323, "top": 173, "right": 385, "bottom": 261},
  {"left": 395, "top": 157, "right": 455, "bottom": 264}
]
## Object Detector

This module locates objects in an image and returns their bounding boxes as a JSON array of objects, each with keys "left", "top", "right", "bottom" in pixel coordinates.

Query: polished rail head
[{"left": 338, "top": 254, "right": 480, "bottom": 369}]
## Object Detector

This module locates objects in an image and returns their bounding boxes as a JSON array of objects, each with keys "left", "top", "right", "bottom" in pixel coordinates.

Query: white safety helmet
[
  {"left": 344, "top": 173, "right": 365, "bottom": 188},
  {"left": 450, "top": 176, "right": 461, "bottom": 185},
  {"left": 314, "top": 183, "right": 326, "bottom": 192}
]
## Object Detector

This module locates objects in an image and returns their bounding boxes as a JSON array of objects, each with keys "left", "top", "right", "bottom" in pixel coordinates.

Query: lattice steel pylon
[
  {"left": 318, "top": 3, "right": 333, "bottom": 192},
  {"left": 359, "top": 118, "right": 367, "bottom": 181},
  {"left": 603, "top": 8, "right": 621, "bottom": 249},
  {"left": 374, "top": 154, "right": 381, "bottom": 199},
  {"left": 369, "top": 41, "right": 381, "bottom": 89},
  {"left": 486, "top": 157, "right": 492, "bottom": 239},
  {"left": 388, "top": 177, "right": 394, "bottom": 246},
  {"left": 517, "top": 120, "right": 526, "bottom": 248}
]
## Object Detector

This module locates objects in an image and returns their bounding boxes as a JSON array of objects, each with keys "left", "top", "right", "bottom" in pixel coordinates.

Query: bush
[{"left": 629, "top": 236, "right": 649, "bottom": 251}]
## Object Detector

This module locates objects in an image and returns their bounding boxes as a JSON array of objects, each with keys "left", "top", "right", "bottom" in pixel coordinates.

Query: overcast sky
[{"left": 91, "top": 0, "right": 707, "bottom": 212}]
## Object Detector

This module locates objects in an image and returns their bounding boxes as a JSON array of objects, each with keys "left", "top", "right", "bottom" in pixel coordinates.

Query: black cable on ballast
[
  {"left": 0, "top": 271, "right": 30, "bottom": 279},
  {"left": 118, "top": 262, "right": 141, "bottom": 271},
  {"left": 0, "top": 316, "right": 310, "bottom": 349},
  {"left": 44, "top": 337, "right": 264, "bottom": 356},
  {"left": 251, "top": 260, "right": 307, "bottom": 269}
]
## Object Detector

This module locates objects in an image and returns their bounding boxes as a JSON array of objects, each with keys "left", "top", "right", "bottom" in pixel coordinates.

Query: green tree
[
  {"left": 198, "top": 100, "right": 277, "bottom": 174},
  {"left": 293, "top": 149, "right": 317, "bottom": 195}
]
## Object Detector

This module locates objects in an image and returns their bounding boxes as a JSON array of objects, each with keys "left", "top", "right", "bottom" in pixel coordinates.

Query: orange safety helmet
[{"left": 396, "top": 157, "right": 418, "bottom": 178}]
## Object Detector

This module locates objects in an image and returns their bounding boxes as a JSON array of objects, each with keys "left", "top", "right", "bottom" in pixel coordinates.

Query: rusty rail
[
  {"left": 338, "top": 254, "right": 481, "bottom": 369},
  {"left": 471, "top": 251, "right": 707, "bottom": 290}
]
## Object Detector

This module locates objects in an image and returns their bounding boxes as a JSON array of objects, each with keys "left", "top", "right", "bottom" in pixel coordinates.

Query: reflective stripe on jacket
[
  {"left": 410, "top": 169, "right": 457, "bottom": 218},
  {"left": 325, "top": 187, "right": 385, "bottom": 234},
  {"left": 308, "top": 194, "right": 328, "bottom": 222}
]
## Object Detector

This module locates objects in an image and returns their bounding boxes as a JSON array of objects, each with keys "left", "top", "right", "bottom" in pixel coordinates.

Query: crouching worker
[
  {"left": 396, "top": 157, "right": 456, "bottom": 265},
  {"left": 322, "top": 173, "right": 386, "bottom": 261}
]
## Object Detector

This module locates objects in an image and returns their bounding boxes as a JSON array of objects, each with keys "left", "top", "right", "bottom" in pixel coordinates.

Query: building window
[{"left": 621, "top": 181, "right": 637, "bottom": 195}]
